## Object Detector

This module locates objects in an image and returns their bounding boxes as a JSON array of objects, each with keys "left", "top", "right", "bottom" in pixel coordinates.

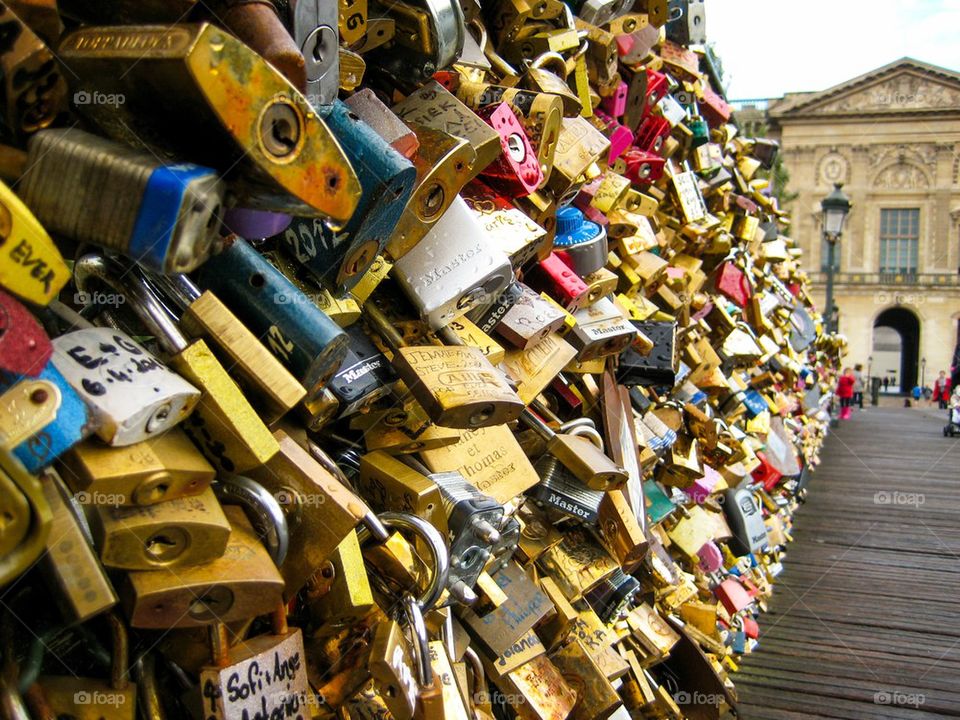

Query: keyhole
[
  {"left": 420, "top": 183, "right": 444, "bottom": 218},
  {"left": 506, "top": 133, "right": 526, "bottom": 162},
  {"left": 188, "top": 585, "right": 235, "bottom": 620},
  {"left": 144, "top": 526, "right": 187, "bottom": 562},
  {"left": 260, "top": 103, "right": 301, "bottom": 157}
]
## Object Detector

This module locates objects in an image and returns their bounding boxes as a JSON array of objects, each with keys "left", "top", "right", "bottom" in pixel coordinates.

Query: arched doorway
[{"left": 873, "top": 307, "right": 920, "bottom": 393}]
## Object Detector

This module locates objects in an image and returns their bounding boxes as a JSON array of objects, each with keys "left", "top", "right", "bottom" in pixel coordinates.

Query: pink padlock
[
  {"left": 697, "top": 541, "right": 724, "bottom": 573},
  {"left": 601, "top": 81, "right": 628, "bottom": 118},
  {"left": 689, "top": 464, "right": 721, "bottom": 504},
  {"left": 715, "top": 577, "right": 752, "bottom": 615}
]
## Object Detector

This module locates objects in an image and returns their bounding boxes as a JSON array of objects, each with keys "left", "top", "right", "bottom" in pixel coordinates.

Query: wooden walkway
[{"left": 734, "top": 406, "right": 960, "bottom": 719}]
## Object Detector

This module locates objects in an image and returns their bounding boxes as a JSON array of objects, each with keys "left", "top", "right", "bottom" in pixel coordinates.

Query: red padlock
[
  {"left": 479, "top": 103, "right": 543, "bottom": 197},
  {"left": 700, "top": 86, "right": 732, "bottom": 127},
  {"left": 642, "top": 69, "right": 669, "bottom": 117},
  {"left": 523, "top": 252, "right": 590, "bottom": 312},
  {"left": 715, "top": 260, "right": 753, "bottom": 308},
  {"left": 0, "top": 288, "right": 53, "bottom": 377},
  {"left": 715, "top": 577, "right": 752, "bottom": 615},
  {"left": 635, "top": 114, "right": 671, "bottom": 154},
  {"left": 616, "top": 147, "right": 666, "bottom": 185},
  {"left": 751, "top": 451, "right": 783, "bottom": 492},
  {"left": 742, "top": 616, "right": 760, "bottom": 639}
]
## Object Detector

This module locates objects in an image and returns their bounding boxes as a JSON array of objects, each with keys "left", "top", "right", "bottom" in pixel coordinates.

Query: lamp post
[
  {"left": 820, "top": 183, "right": 852, "bottom": 334},
  {"left": 921, "top": 357, "right": 926, "bottom": 388},
  {"left": 867, "top": 355, "right": 873, "bottom": 381}
]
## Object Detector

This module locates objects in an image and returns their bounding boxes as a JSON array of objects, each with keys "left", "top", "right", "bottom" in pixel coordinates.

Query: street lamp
[
  {"left": 821, "top": 183, "right": 852, "bottom": 334},
  {"left": 921, "top": 357, "right": 926, "bottom": 387},
  {"left": 867, "top": 355, "right": 873, "bottom": 381}
]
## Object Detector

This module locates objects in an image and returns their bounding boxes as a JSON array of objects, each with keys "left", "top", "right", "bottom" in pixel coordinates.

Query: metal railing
[{"left": 809, "top": 272, "right": 960, "bottom": 287}]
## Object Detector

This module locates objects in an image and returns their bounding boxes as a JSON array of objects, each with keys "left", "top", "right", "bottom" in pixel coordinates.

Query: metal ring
[
  {"left": 529, "top": 51, "right": 568, "bottom": 77},
  {"left": 214, "top": 475, "right": 290, "bottom": 567},
  {"left": 356, "top": 511, "right": 450, "bottom": 611},
  {"left": 401, "top": 593, "right": 433, "bottom": 688}
]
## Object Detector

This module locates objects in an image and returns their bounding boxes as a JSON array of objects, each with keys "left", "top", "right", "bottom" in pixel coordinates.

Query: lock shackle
[
  {"left": 356, "top": 511, "right": 450, "bottom": 612},
  {"left": 559, "top": 418, "right": 604, "bottom": 450},
  {"left": 214, "top": 475, "right": 290, "bottom": 567},
  {"left": 106, "top": 611, "right": 130, "bottom": 691},
  {"left": 362, "top": 301, "right": 405, "bottom": 352},
  {"left": 529, "top": 52, "right": 567, "bottom": 78},
  {"left": 73, "top": 253, "right": 189, "bottom": 355},
  {"left": 463, "top": 646, "right": 485, "bottom": 698},
  {"left": 401, "top": 592, "right": 433, "bottom": 689},
  {"left": 145, "top": 271, "right": 203, "bottom": 312},
  {"left": 307, "top": 440, "right": 389, "bottom": 543},
  {"left": 468, "top": 19, "right": 518, "bottom": 79}
]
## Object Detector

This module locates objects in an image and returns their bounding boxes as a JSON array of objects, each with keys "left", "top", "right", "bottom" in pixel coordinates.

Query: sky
[{"left": 707, "top": 0, "right": 960, "bottom": 100}]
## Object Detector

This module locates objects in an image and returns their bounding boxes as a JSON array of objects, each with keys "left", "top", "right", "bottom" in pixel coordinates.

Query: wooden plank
[{"left": 733, "top": 407, "right": 960, "bottom": 717}]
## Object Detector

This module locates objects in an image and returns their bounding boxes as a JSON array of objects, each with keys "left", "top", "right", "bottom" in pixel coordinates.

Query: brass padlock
[
  {"left": 89, "top": 485, "right": 231, "bottom": 571},
  {"left": 365, "top": 302, "right": 525, "bottom": 429},
  {"left": 121, "top": 505, "right": 284, "bottom": 628}
]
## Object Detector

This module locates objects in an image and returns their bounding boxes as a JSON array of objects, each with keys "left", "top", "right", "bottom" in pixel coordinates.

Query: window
[{"left": 879, "top": 208, "right": 919, "bottom": 275}]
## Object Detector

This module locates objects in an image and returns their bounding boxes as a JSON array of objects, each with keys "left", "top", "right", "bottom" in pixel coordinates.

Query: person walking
[
  {"left": 883, "top": 376, "right": 890, "bottom": 393},
  {"left": 852, "top": 364, "right": 865, "bottom": 410},
  {"left": 933, "top": 371, "right": 952, "bottom": 410},
  {"left": 837, "top": 367, "right": 855, "bottom": 420}
]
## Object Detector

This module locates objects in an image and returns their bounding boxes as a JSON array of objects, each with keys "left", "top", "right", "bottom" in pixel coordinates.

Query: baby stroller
[{"left": 944, "top": 390, "right": 960, "bottom": 436}]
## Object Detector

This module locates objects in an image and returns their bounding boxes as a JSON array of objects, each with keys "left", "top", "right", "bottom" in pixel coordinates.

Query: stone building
[{"left": 754, "top": 58, "right": 960, "bottom": 392}]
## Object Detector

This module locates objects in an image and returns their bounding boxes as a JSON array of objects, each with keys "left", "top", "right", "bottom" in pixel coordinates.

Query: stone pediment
[{"left": 770, "top": 59, "right": 960, "bottom": 118}]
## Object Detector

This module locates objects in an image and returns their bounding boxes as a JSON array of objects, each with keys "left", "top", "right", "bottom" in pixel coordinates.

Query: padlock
[
  {"left": 723, "top": 487, "right": 769, "bottom": 556},
  {"left": 147, "top": 272, "right": 307, "bottom": 425},
  {"left": 62, "top": 426, "right": 215, "bottom": 509},
  {"left": 59, "top": 22, "right": 361, "bottom": 220},
  {"left": 461, "top": 181, "right": 552, "bottom": 269},
  {"left": 458, "top": 561, "right": 553, "bottom": 658},
  {"left": 122, "top": 505, "right": 284, "bottom": 628},
  {"left": 50, "top": 321, "right": 200, "bottom": 448},
  {"left": 392, "top": 196, "right": 514, "bottom": 329},
  {"left": 287, "top": 0, "right": 340, "bottom": 107},
  {"left": 393, "top": 80, "right": 504, "bottom": 180},
  {"left": 553, "top": 206, "right": 608, "bottom": 277},
  {"left": 666, "top": 0, "right": 705, "bottom": 46},
  {"left": 211, "top": 475, "right": 287, "bottom": 568},
  {"left": 0, "top": 288, "right": 51, "bottom": 377},
  {"left": 368, "top": 0, "right": 465, "bottom": 86},
  {"left": 199, "top": 603, "right": 313, "bottom": 720},
  {"left": 75, "top": 253, "right": 280, "bottom": 474},
  {"left": 465, "top": 280, "right": 525, "bottom": 337},
  {"left": 368, "top": 596, "right": 425, "bottom": 720},
  {"left": 37, "top": 613, "right": 137, "bottom": 719},
  {"left": 537, "top": 528, "right": 619, "bottom": 602},
  {"left": 456, "top": 83, "right": 562, "bottom": 185},
  {"left": 195, "top": 235, "right": 349, "bottom": 401},
  {"left": 524, "top": 252, "right": 591, "bottom": 312},
  {"left": 89, "top": 485, "right": 231, "bottom": 570},
  {"left": 278, "top": 99, "right": 417, "bottom": 291},
  {"left": 16, "top": 128, "right": 224, "bottom": 274},
  {"left": 0, "top": 177, "right": 68, "bottom": 306},
  {"left": 551, "top": 637, "right": 621, "bottom": 720},
  {"left": 528, "top": 455, "right": 604, "bottom": 522},
  {"left": 0, "top": 1, "right": 66, "bottom": 141},
  {"left": 364, "top": 300, "right": 524, "bottom": 429},
  {"left": 344, "top": 88, "right": 420, "bottom": 158},
  {"left": 478, "top": 102, "right": 543, "bottom": 196},
  {"left": 495, "top": 283, "right": 569, "bottom": 350},
  {"left": 520, "top": 409, "right": 627, "bottom": 491},
  {"left": 385, "top": 123, "right": 477, "bottom": 261},
  {"left": 358, "top": 450, "right": 448, "bottom": 531},
  {"left": 567, "top": 297, "right": 637, "bottom": 361},
  {"left": 0, "top": 357, "right": 94, "bottom": 473}
]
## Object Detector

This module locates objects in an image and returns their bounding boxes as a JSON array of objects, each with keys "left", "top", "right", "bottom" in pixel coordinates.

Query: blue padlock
[
  {"left": 0, "top": 363, "right": 94, "bottom": 473},
  {"left": 195, "top": 236, "right": 348, "bottom": 402},
  {"left": 552, "top": 206, "right": 608, "bottom": 277},
  {"left": 742, "top": 389, "right": 768, "bottom": 418},
  {"left": 277, "top": 100, "right": 416, "bottom": 292}
]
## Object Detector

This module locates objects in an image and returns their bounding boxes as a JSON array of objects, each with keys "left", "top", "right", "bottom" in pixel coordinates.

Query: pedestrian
[
  {"left": 933, "top": 371, "right": 952, "bottom": 410},
  {"left": 852, "top": 363, "right": 865, "bottom": 410},
  {"left": 836, "top": 367, "right": 855, "bottom": 420},
  {"left": 912, "top": 384, "right": 922, "bottom": 404},
  {"left": 883, "top": 376, "right": 890, "bottom": 392}
]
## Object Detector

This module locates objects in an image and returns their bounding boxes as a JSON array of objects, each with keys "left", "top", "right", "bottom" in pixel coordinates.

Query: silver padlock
[
  {"left": 50, "top": 308, "right": 200, "bottom": 447},
  {"left": 288, "top": 0, "right": 340, "bottom": 107},
  {"left": 392, "top": 196, "right": 513, "bottom": 329}
]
